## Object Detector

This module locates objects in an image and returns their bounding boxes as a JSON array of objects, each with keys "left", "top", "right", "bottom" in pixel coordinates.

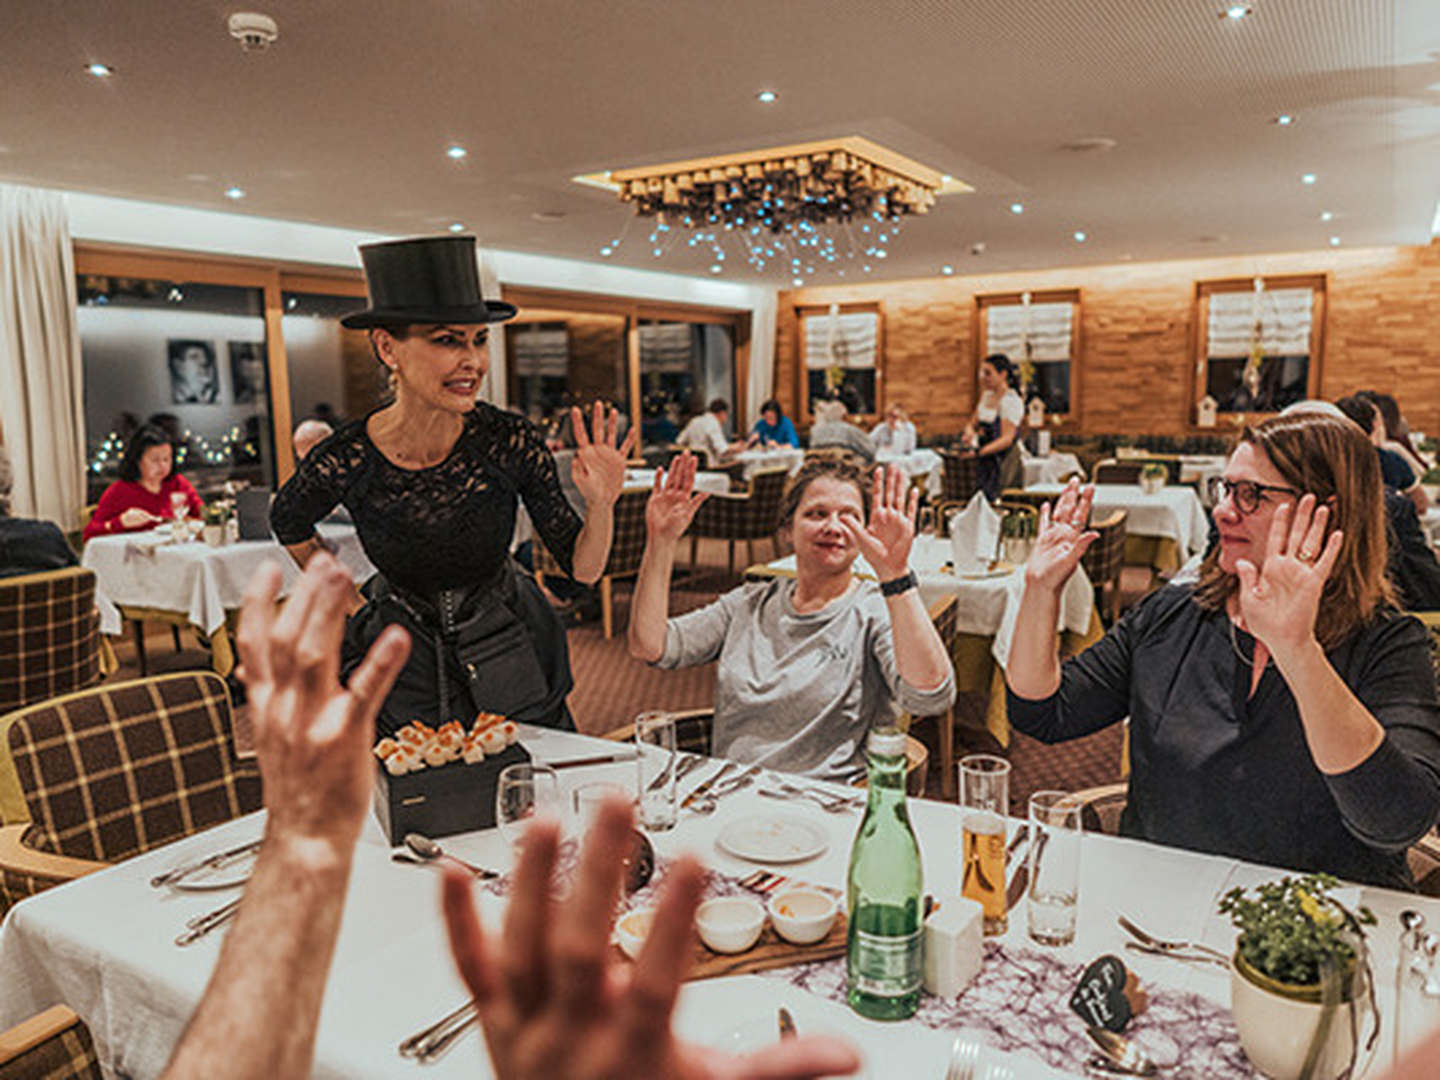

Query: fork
[
  {"left": 689, "top": 764, "right": 761, "bottom": 814},
  {"left": 757, "top": 785, "right": 859, "bottom": 814},
  {"left": 399, "top": 1000, "right": 479, "bottom": 1060},
  {"left": 1117, "top": 915, "right": 1230, "bottom": 965},
  {"left": 175, "top": 898, "right": 242, "bottom": 947}
]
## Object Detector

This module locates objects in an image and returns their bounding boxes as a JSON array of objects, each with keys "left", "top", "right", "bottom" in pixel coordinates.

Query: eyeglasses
[{"left": 1208, "top": 476, "right": 1300, "bottom": 515}]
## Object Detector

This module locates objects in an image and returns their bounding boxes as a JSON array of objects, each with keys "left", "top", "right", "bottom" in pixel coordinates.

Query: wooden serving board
[{"left": 613, "top": 913, "right": 848, "bottom": 980}]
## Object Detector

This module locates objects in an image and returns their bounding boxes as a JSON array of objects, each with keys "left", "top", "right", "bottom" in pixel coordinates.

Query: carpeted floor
[{"left": 105, "top": 537, "right": 1129, "bottom": 812}]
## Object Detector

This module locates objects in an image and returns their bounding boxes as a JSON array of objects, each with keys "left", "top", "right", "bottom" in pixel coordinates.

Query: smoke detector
[{"left": 228, "top": 12, "right": 279, "bottom": 52}]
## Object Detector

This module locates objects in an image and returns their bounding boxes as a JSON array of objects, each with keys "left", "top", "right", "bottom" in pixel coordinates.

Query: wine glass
[{"left": 494, "top": 763, "right": 561, "bottom": 848}]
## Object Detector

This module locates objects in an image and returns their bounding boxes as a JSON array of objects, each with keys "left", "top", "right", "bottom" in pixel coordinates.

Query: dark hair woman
[
  {"left": 84, "top": 425, "right": 203, "bottom": 540},
  {"left": 747, "top": 398, "right": 799, "bottom": 449},
  {"left": 962, "top": 354, "right": 1024, "bottom": 500},
  {"left": 270, "top": 236, "right": 634, "bottom": 733},
  {"left": 1005, "top": 411, "right": 1440, "bottom": 888}
]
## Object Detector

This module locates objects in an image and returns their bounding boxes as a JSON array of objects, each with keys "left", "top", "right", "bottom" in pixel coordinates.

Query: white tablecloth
[
  {"left": 760, "top": 536, "right": 1093, "bottom": 667},
  {"left": 512, "top": 470, "right": 730, "bottom": 548},
  {"left": 735, "top": 446, "right": 804, "bottom": 480},
  {"left": 1027, "top": 483, "right": 1211, "bottom": 565},
  {"left": 81, "top": 523, "right": 375, "bottom": 636},
  {"left": 877, "top": 448, "right": 943, "bottom": 498},
  {"left": 3, "top": 723, "right": 1434, "bottom": 1079},
  {"left": 1178, "top": 455, "right": 1228, "bottom": 507},
  {"left": 1021, "top": 452, "right": 1085, "bottom": 487}
]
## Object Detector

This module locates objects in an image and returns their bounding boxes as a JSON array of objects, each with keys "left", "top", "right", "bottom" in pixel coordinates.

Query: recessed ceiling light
[
  {"left": 1329, "top": 236, "right": 1341, "bottom": 246},
  {"left": 224, "top": 186, "right": 245, "bottom": 200},
  {"left": 445, "top": 145, "right": 468, "bottom": 160},
  {"left": 792, "top": 277, "right": 804, "bottom": 286},
  {"left": 448, "top": 222, "right": 465, "bottom": 233},
  {"left": 757, "top": 90, "right": 778, "bottom": 103},
  {"left": 1010, "top": 203, "right": 1024, "bottom": 215},
  {"left": 1301, "top": 173, "right": 1316, "bottom": 185},
  {"left": 1273, "top": 114, "right": 1294, "bottom": 126},
  {"left": 1320, "top": 211, "right": 1334, "bottom": 222},
  {"left": 941, "top": 265, "right": 954, "bottom": 275},
  {"left": 86, "top": 63, "right": 114, "bottom": 77},
  {"left": 1073, "top": 230, "right": 1088, "bottom": 242},
  {"left": 599, "top": 246, "right": 613, "bottom": 257},
  {"left": 710, "top": 264, "right": 722, "bottom": 274},
  {"left": 1222, "top": 5, "right": 1252, "bottom": 19}
]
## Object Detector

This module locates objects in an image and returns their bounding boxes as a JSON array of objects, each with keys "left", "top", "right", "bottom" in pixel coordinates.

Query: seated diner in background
[
  {"left": 808, "top": 398, "right": 876, "bottom": 464},
  {"left": 746, "top": 397, "right": 800, "bottom": 449},
  {"left": 1005, "top": 411, "right": 1440, "bottom": 890},
  {"left": 1335, "top": 393, "right": 1430, "bottom": 515},
  {"left": 675, "top": 397, "right": 743, "bottom": 466},
  {"left": 870, "top": 402, "right": 917, "bottom": 455},
  {"left": 0, "top": 446, "right": 77, "bottom": 578},
  {"left": 628, "top": 453, "right": 954, "bottom": 782},
  {"left": 82, "top": 423, "right": 203, "bottom": 541}
]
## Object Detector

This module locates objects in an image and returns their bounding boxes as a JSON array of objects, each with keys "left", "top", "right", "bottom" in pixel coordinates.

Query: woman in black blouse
[
  {"left": 1006, "top": 411, "right": 1440, "bottom": 889},
  {"left": 271, "top": 236, "right": 634, "bottom": 733}
]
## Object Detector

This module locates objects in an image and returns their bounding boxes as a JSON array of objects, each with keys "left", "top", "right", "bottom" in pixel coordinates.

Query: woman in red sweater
[{"left": 84, "top": 425, "right": 203, "bottom": 541}]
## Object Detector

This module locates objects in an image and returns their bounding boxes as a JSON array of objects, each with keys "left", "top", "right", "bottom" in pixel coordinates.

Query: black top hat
[{"left": 340, "top": 235, "right": 517, "bottom": 329}]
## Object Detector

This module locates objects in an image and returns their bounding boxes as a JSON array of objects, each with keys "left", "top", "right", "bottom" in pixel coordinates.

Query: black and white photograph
[
  {"left": 228, "top": 341, "right": 268, "bottom": 404},
  {"left": 165, "top": 339, "right": 218, "bottom": 404}
]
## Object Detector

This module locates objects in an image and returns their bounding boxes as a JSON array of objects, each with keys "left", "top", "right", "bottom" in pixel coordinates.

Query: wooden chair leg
[
  {"left": 600, "top": 577, "right": 613, "bottom": 640},
  {"left": 940, "top": 707, "right": 956, "bottom": 801},
  {"left": 690, "top": 535, "right": 699, "bottom": 569},
  {"left": 171, "top": 625, "right": 183, "bottom": 653},
  {"left": 746, "top": 539, "right": 755, "bottom": 567},
  {"left": 131, "top": 620, "right": 148, "bottom": 677},
  {"left": 772, "top": 535, "right": 780, "bottom": 559},
  {"left": 727, "top": 540, "right": 736, "bottom": 577}
]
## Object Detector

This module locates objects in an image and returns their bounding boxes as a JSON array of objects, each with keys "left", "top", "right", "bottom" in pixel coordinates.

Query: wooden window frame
[
  {"left": 1190, "top": 273, "right": 1326, "bottom": 431},
  {"left": 974, "top": 288, "right": 1082, "bottom": 429},
  {"left": 792, "top": 302, "right": 885, "bottom": 427}
]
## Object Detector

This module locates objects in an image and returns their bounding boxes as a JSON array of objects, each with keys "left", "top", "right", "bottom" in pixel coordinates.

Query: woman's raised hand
[
  {"left": 570, "top": 401, "right": 638, "bottom": 508},
  {"left": 841, "top": 464, "right": 918, "bottom": 583},
  {"left": 645, "top": 451, "right": 710, "bottom": 545},
  {"left": 1025, "top": 479, "right": 1098, "bottom": 593},
  {"left": 1234, "top": 493, "right": 1342, "bottom": 659}
]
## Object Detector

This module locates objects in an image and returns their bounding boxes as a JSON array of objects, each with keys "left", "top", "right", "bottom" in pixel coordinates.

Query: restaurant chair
[
  {"left": 0, "top": 1004, "right": 101, "bottom": 1080},
  {"left": 916, "top": 595, "right": 961, "bottom": 800},
  {"left": 1410, "top": 832, "right": 1440, "bottom": 898},
  {"left": 686, "top": 467, "right": 789, "bottom": 578},
  {"left": 0, "top": 567, "right": 111, "bottom": 719},
  {"left": 1092, "top": 459, "right": 1142, "bottom": 484},
  {"left": 997, "top": 488, "right": 1052, "bottom": 516},
  {"left": 601, "top": 710, "right": 929, "bottom": 797},
  {"left": 534, "top": 488, "right": 649, "bottom": 639},
  {"left": 0, "top": 671, "right": 262, "bottom": 910},
  {"left": 939, "top": 450, "right": 981, "bottom": 505},
  {"left": 1080, "top": 510, "right": 1129, "bottom": 624}
]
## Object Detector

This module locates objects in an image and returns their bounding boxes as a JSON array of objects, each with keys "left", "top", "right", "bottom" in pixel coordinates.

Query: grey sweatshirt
[{"left": 657, "top": 577, "right": 956, "bottom": 782}]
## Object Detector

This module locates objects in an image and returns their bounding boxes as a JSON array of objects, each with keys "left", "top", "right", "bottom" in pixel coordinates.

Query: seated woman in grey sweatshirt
[{"left": 628, "top": 453, "right": 955, "bottom": 782}]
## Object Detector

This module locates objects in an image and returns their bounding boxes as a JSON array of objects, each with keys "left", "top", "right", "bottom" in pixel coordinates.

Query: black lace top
[{"left": 270, "top": 403, "right": 581, "bottom": 598}]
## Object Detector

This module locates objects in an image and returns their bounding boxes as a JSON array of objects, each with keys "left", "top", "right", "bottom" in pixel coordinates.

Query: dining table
[
  {"left": 1026, "top": 482, "right": 1211, "bottom": 572},
  {"left": 1020, "top": 451, "right": 1085, "bottom": 488},
  {"left": 735, "top": 446, "right": 805, "bottom": 480},
  {"left": 80, "top": 523, "right": 376, "bottom": 677},
  {"left": 877, "top": 447, "right": 944, "bottom": 498},
  {"left": 3, "top": 721, "right": 1436, "bottom": 1079}
]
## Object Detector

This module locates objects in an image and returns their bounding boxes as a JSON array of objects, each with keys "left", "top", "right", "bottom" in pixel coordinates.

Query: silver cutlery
[
  {"left": 175, "top": 897, "right": 242, "bottom": 947},
  {"left": 679, "top": 761, "right": 737, "bottom": 810},
  {"left": 1117, "top": 915, "right": 1230, "bottom": 965},
  {"left": 756, "top": 784, "right": 860, "bottom": 813},
  {"left": 1122, "top": 940, "right": 1229, "bottom": 968},
  {"left": 647, "top": 752, "right": 703, "bottom": 794},
  {"left": 1086, "top": 1026, "right": 1160, "bottom": 1076},
  {"left": 151, "top": 838, "right": 262, "bottom": 889},
  {"left": 945, "top": 1036, "right": 983, "bottom": 1080},
  {"left": 689, "top": 764, "right": 761, "bottom": 814},
  {"left": 399, "top": 1000, "right": 478, "bottom": 1061},
  {"left": 400, "top": 833, "right": 500, "bottom": 880}
]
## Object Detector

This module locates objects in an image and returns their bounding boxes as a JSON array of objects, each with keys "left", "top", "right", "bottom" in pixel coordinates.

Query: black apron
[{"left": 341, "top": 560, "right": 575, "bottom": 736}]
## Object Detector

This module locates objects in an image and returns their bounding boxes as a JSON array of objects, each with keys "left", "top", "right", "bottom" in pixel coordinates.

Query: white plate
[
  {"left": 710, "top": 1006, "right": 871, "bottom": 1079},
  {"left": 169, "top": 848, "right": 258, "bottom": 891},
  {"left": 716, "top": 813, "right": 828, "bottom": 864}
]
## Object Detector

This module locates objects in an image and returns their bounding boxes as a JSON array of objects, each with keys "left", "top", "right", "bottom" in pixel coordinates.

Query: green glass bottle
[{"left": 846, "top": 728, "right": 924, "bottom": 1020}]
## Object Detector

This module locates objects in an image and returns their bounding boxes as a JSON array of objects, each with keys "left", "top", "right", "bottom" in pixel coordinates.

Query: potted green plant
[
  {"left": 1220, "top": 874, "right": 1377, "bottom": 1080},
  {"left": 1138, "top": 462, "right": 1167, "bottom": 495}
]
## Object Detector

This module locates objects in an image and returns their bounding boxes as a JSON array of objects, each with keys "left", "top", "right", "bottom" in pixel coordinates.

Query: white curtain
[
  {"left": 1207, "top": 287, "right": 1313, "bottom": 357},
  {"left": 511, "top": 326, "right": 570, "bottom": 376},
  {"left": 744, "top": 291, "right": 777, "bottom": 428},
  {"left": 985, "top": 300, "right": 1073, "bottom": 361},
  {"left": 637, "top": 322, "right": 693, "bottom": 373},
  {"left": 0, "top": 185, "right": 86, "bottom": 527},
  {"left": 803, "top": 309, "right": 878, "bottom": 370}
]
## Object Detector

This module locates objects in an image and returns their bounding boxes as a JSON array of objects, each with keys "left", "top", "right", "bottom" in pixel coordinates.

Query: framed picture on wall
[
  {"left": 166, "top": 339, "right": 219, "bottom": 404},
  {"left": 229, "top": 341, "right": 269, "bottom": 404}
]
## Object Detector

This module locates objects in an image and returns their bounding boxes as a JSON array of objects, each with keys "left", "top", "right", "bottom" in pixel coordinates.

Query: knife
[
  {"left": 151, "top": 838, "right": 263, "bottom": 889},
  {"left": 679, "top": 761, "right": 737, "bottom": 809},
  {"left": 778, "top": 1007, "right": 796, "bottom": 1040}
]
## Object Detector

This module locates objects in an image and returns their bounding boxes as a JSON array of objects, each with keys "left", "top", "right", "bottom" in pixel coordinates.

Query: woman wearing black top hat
[{"left": 270, "top": 235, "right": 634, "bottom": 734}]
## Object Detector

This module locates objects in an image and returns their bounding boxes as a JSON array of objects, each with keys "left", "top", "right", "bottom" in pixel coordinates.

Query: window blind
[
  {"left": 985, "top": 300, "right": 1072, "bottom": 362},
  {"left": 510, "top": 326, "right": 569, "bottom": 377},
  {"left": 1206, "top": 287, "right": 1313, "bottom": 358},
  {"left": 803, "top": 310, "right": 878, "bottom": 370}
]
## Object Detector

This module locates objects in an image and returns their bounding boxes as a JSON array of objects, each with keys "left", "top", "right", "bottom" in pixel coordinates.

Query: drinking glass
[
  {"left": 1027, "top": 790, "right": 1083, "bottom": 947},
  {"left": 494, "top": 763, "right": 561, "bottom": 848},
  {"left": 572, "top": 780, "right": 629, "bottom": 835},
  {"left": 959, "top": 754, "right": 1011, "bottom": 935},
  {"left": 170, "top": 491, "right": 188, "bottom": 524},
  {"left": 634, "top": 711, "right": 678, "bottom": 832},
  {"left": 1395, "top": 926, "right": 1440, "bottom": 1063}
]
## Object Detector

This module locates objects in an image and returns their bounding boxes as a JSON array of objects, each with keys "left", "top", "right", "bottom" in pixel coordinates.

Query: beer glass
[{"left": 959, "top": 754, "right": 1011, "bottom": 935}]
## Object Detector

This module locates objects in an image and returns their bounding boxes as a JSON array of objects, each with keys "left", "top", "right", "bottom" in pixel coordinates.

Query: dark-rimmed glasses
[{"left": 1208, "top": 476, "right": 1300, "bottom": 515}]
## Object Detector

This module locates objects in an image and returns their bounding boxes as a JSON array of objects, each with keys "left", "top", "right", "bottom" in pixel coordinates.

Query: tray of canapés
[{"left": 373, "top": 713, "right": 521, "bottom": 775}]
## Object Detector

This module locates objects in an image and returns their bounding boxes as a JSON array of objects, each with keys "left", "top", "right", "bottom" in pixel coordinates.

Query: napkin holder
[{"left": 372, "top": 742, "right": 530, "bottom": 844}]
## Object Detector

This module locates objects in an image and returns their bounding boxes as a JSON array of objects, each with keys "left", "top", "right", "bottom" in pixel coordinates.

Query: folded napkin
[{"left": 949, "top": 492, "right": 1000, "bottom": 573}]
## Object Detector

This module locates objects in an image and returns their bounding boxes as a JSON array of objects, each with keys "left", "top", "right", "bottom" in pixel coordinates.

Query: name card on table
[{"left": 1069, "top": 954, "right": 1146, "bottom": 1032}]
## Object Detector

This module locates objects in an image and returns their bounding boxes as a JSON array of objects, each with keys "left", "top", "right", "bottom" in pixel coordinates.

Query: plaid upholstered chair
[
  {"left": 1079, "top": 509, "right": 1128, "bottom": 625},
  {"left": 0, "top": 1005, "right": 101, "bottom": 1080},
  {"left": 0, "top": 671, "right": 261, "bottom": 910},
  {"left": 0, "top": 567, "right": 108, "bottom": 717},
  {"left": 687, "top": 467, "right": 789, "bottom": 577},
  {"left": 535, "top": 487, "right": 649, "bottom": 639},
  {"left": 939, "top": 450, "right": 981, "bottom": 505}
]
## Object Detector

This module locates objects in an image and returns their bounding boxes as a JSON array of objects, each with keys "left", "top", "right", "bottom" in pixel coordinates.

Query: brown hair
[
  {"left": 1193, "top": 411, "right": 1393, "bottom": 647},
  {"left": 777, "top": 455, "right": 873, "bottom": 530}
]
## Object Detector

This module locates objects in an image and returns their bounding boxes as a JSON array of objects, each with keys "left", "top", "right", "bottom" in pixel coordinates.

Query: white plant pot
[
  {"left": 1139, "top": 475, "right": 1165, "bottom": 495},
  {"left": 203, "top": 524, "right": 224, "bottom": 547},
  {"left": 1230, "top": 955, "right": 1355, "bottom": 1080}
]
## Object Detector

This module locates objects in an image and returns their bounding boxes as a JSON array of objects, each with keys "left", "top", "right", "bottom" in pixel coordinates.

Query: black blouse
[
  {"left": 270, "top": 403, "right": 582, "bottom": 599},
  {"left": 1008, "top": 584, "right": 1440, "bottom": 890}
]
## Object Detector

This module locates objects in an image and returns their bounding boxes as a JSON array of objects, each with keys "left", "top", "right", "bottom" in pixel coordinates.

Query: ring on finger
[{"left": 1298, "top": 548, "right": 1317, "bottom": 561}]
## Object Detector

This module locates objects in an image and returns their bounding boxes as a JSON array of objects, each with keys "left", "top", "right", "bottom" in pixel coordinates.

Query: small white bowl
[
  {"left": 695, "top": 896, "right": 766, "bottom": 954},
  {"left": 615, "top": 907, "right": 654, "bottom": 960},
  {"left": 767, "top": 887, "right": 839, "bottom": 945}
]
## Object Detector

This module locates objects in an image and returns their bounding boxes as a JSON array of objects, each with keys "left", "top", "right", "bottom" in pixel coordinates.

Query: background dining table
[
  {"left": 1020, "top": 451, "right": 1085, "bottom": 487},
  {"left": 1026, "top": 482, "right": 1211, "bottom": 572},
  {"left": 734, "top": 446, "right": 805, "bottom": 480},
  {"left": 3, "top": 722, "right": 1435, "bottom": 1079}
]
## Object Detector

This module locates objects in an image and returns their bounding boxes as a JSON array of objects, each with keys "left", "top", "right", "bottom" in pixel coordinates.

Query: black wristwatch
[{"left": 880, "top": 571, "right": 918, "bottom": 597}]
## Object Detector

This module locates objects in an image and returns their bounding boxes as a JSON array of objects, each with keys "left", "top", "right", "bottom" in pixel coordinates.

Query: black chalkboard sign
[{"left": 1069, "top": 954, "right": 1133, "bottom": 1032}]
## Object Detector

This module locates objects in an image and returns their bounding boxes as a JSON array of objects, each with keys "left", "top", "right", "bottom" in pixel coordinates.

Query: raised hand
[
  {"left": 571, "top": 401, "right": 639, "bottom": 508},
  {"left": 441, "top": 795, "right": 860, "bottom": 1080},
  {"left": 840, "top": 465, "right": 918, "bottom": 582},
  {"left": 1025, "top": 479, "right": 1098, "bottom": 593},
  {"left": 645, "top": 451, "right": 711, "bottom": 545},
  {"left": 1234, "top": 493, "right": 1342, "bottom": 658}
]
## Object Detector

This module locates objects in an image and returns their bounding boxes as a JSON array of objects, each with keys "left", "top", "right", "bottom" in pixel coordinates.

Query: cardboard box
[{"left": 372, "top": 742, "right": 531, "bottom": 845}]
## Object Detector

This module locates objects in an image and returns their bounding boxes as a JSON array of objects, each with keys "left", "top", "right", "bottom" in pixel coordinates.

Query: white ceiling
[{"left": 6, "top": 0, "right": 1439, "bottom": 284}]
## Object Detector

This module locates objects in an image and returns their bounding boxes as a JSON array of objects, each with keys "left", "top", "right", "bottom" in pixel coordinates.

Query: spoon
[
  {"left": 401, "top": 833, "right": 500, "bottom": 880},
  {"left": 1086, "top": 1027, "right": 1160, "bottom": 1076}
]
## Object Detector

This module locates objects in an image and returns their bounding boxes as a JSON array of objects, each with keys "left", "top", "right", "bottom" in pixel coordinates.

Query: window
[
  {"left": 638, "top": 320, "right": 736, "bottom": 446},
  {"left": 1196, "top": 276, "right": 1324, "bottom": 416},
  {"left": 799, "top": 305, "right": 881, "bottom": 417},
  {"left": 977, "top": 290, "right": 1078, "bottom": 417},
  {"left": 281, "top": 284, "right": 383, "bottom": 433}
]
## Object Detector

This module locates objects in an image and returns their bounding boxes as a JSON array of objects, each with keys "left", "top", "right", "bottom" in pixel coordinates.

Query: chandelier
[{"left": 582, "top": 137, "right": 965, "bottom": 282}]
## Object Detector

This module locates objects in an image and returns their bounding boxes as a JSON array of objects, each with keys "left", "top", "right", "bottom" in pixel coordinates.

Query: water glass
[
  {"left": 1027, "top": 790, "right": 1082, "bottom": 947},
  {"left": 635, "top": 711, "right": 678, "bottom": 832},
  {"left": 1395, "top": 930, "right": 1440, "bottom": 1063},
  {"left": 170, "top": 491, "right": 188, "bottom": 523},
  {"left": 572, "top": 780, "right": 629, "bottom": 835},
  {"left": 958, "top": 754, "right": 1011, "bottom": 935},
  {"left": 494, "top": 763, "right": 561, "bottom": 848}
]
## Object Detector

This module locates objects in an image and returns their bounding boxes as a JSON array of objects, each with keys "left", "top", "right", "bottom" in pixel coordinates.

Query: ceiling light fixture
[
  {"left": 1073, "top": 230, "right": 1088, "bottom": 242},
  {"left": 1301, "top": 173, "right": 1316, "bottom": 185},
  {"left": 1222, "top": 5, "right": 1252, "bottom": 19},
  {"left": 446, "top": 145, "right": 467, "bottom": 160},
  {"left": 86, "top": 63, "right": 114, "bottom": 77},
  {"left": 599, "top": 246, "right": 614, "bottom": 257},
  {"left": 1320, "top": 211, "right": 1334, "bottom": 222},
  {"left": 756, "top": 90, "right": 777, "bottom": 103},
  {"left": 224, "top": 186, "right": 245, "bottom": 200},
  {"left": 448, "top": 222, "right": 465, "bottom": 233},
  {"left": 941, "top": 265, "right": 954, "bottom": 275},
  {"left": 710, "top": 264, "right": 722, "bottom": 273},
  {"left": 1010, "top": 203, "right": 1024, "bottom": 214},
  {"left": 1329, "top": 236, "right": 1341, "bottom": 246},
  {"left": 1273, "top": 114, "right": 1294, "bottom": 126}
]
